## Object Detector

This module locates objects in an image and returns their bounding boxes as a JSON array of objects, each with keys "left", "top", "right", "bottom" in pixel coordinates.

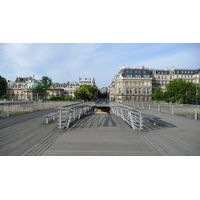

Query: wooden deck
[
  {"left": 0, "top": 107, "right": 200, "bottom": 156},
  {"left": 42, "top": 110, "right": 200, "bottom": 156}
]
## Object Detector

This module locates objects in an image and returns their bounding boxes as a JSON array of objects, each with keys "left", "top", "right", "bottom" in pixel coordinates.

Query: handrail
[
  {"left": 58, "top": 104, "right": 94, "bottom": 129},
  {"left": 110, "top": 105, "right": 143, "bottom": 130}
]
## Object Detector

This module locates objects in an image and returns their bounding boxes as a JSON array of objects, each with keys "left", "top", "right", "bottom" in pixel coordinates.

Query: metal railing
[
  {"left": 109, "top": 102, "right": 143, "bottom": 130},
  {"left": 124, "top": 101, "right": 200, "bottom": 120},
  {"left": 58, "top": 102, "right": 95, "bottom": 129}
]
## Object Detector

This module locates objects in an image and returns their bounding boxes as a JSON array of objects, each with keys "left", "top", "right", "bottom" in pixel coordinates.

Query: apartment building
[{"left": 109, "top": 65, "right": 200, "bottom": 102}]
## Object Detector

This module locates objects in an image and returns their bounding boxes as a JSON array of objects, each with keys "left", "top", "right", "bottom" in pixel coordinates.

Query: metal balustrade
[
  {"left": 110, "top": 103, "right": 143, "bottom": 130},
  {"left": 58, "top": 103, "right": 95, "bottom": 129}
]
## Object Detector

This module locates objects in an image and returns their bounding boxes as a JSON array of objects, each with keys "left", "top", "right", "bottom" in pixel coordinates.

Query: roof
[{"left": 26, "top": 81, "right": 39, "bottom": 88}]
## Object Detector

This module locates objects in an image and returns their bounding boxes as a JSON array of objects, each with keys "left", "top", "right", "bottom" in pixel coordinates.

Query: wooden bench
[
  {"left": 43, "top": 112, "right": 58, "bottom": 124},
  {"left": 143, "top": 114, "right": 160, "bottom": 125}
]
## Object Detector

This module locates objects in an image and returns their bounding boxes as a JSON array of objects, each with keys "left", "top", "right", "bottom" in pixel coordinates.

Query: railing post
[
  {"left": 129, "top": 111, "right": 135, "bottom": 130},
  {"left": 7, "top": 104, "right": 10, "bottom": 117},
  {"left": 29, "top": 103, "right": 32, "bottom": 113},
  {"left": 172, "top": 104, "right": 174, "bottom": 115},
  {"left": 139, "top": 110, "right": 143, "bottom": 130},
  {"left": 195, "top": 106, "right": 197, "bottom": 120},
  {"left": 58, "top": 110, "right": 62, "bottom": 129},
  {"left": 121, "top": 108, "right": 125, "bottom": 121},
  {"left": 158, "top": 103, "right": 160, "bottom": 112},
  {"left": 149, "top": 102, "right": 151, "bottom": 110}
]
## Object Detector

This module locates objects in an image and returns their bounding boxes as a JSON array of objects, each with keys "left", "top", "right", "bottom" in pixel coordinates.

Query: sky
[{"left": 0, "top": 43, "right": 200, "bottom": 88}]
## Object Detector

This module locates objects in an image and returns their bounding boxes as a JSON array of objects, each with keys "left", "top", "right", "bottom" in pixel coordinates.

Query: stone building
[
  {"left": 109, "top": 65, "right": 200, "bottom": 102},
  {"left": 79, "top": 77, "right": 97, "bottom": 87},
  {"left": 6, "top": 76, "right": 97, "bottom": 101}
]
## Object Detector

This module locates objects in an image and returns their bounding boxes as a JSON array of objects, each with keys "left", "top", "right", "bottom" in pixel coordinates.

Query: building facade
[
  {"left": 79, "top": 77, "right": 96, "bottom": 87},
  {"left": 6, "top": 77, "right": 97, "bottom": 101},
  {"left": 109, "top": 65, "right": 200, "bottom": 102}
]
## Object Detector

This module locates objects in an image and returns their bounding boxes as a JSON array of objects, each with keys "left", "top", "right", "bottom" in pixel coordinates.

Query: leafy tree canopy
[
  {"left": 152, "top": 79, "right": 200, "bottom": 104},
  {"left": 0, "top": 75, "right": 7, "bottom": 98},
  {"left": 152, "top": 87, "right": 164, "bottom": 102},
  {"left": 37, "top": 76, "right": 52, "bottom": 90},
  {"left": 36, "top": 76, "right": 52, "bottom": 99},
  {"left": 74, "top": 85, "right": 97, "bottom": 101}
]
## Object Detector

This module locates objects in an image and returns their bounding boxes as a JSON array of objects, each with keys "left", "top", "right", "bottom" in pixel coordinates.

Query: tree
[
  {"left": 0, "top": 75, "right": 7, "bottom": 99},
  {"left": 36, "top": 76, "right": 52, "bottom": 99},
  {"left": 164, "top": 79, "right": 199, "bottom": 104},
  {"left": 74, "top": 85, "right": 97, "bottom": 101},
  {"left": 152, "top": 87, "right": 164, "bottom": 102}
]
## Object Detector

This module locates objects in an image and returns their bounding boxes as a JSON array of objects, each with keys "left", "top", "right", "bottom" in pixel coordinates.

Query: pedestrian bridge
[
  {"left": 57, "top": 99, "right": 143, "bottom": 130},
  {"left": 0, "top": 99, "right": 200, "bottom": 156}
]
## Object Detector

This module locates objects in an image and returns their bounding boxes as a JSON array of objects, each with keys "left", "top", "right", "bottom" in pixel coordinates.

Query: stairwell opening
[{"left": 94, "top": 107, "right": 110, "bottom": 114}]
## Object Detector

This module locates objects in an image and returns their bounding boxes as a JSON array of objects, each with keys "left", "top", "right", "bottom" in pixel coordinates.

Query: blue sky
[{"left": 0, "top": 43, "right": 200, "bottom": 88}]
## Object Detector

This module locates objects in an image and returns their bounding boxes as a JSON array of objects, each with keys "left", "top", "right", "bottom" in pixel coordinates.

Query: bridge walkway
[
  {"left": 42, "top": 107, "right": 200, "bottom": 156},
  {"left": 0, "top": 102, "right": 199, "bottom": 156},
  {"left": 42, "top": 114, "right": 157, "bottom": 156}
]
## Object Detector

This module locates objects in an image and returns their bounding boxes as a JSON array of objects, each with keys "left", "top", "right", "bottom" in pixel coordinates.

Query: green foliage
[
  {"left": 74, "top": 85, "right": 97, "bottom": 100},
  {"left": 50, "top": 95, "right": 73, "bottom": 101},
  {"left": 153, "top": 79, "right": 200, "bottom": 104},
  {"left": 0, "top": 75, "right": 7, "bottom": 98},
  {"left": 64, "top": 96, "right": 73, "bottom": 101},
  {"left": 36, "top": 76, "right": 52, "bottom": 99},
  {"left": 98, "top": 90, "right": 108, "bottom": 98},
  {"left": 152, "top": 87, "right": 164, "bottom": 102}
]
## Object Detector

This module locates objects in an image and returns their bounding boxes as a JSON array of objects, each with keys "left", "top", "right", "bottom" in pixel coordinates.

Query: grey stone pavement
[{"left": 42, "top": 109, "right": 200, "bottom": 156}]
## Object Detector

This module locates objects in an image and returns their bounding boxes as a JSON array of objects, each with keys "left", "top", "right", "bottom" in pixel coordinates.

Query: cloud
[{"left": 0, "top": 43, "right": 200, "bottom": 87}]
